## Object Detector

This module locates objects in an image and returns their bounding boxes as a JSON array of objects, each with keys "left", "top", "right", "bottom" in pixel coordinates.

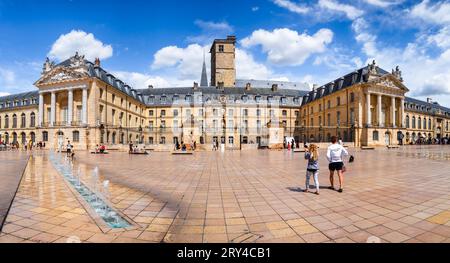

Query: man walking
[{"left": 327, "top": 136, "right": 348, "bottom": 193}]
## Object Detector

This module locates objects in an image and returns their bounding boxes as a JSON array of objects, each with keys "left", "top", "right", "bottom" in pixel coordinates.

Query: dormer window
[
  {"left": 161, "top": 96, "right": 167, "bottom": 103},
  {"left": 255, "top": 96, "right": 261, "bottom": 103},
  {"left": 218, "top": 45, "right": 224, "bottom": 52}
]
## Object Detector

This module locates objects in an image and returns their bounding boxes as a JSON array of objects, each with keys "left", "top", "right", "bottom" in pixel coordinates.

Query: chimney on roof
[
  {"left": 227, "top": 35, "right": 237, "bottom": 42},
  {"left": 245, "top": 82, "right": 251, "bottom": 91},
  {"left": 272, "top": 84, "right": 278, "bottom": 91},
  {"left": 193, "top": 82, "right": 199, "bottom": 90},
  {"left": 94, "top": 58, "right": 101, "bottom": 67},
  {"left": 312, "top": 84, "right": 318, "bottom": 91},
  {"left": 427, "top": 98, "right": 433, "bottom": 104},
  {"left": 148, "top": 85, "right": 153, "bottom": 89}
]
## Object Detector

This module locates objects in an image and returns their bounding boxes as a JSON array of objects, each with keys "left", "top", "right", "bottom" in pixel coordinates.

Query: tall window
[
  {"left": 327, "top": 113, "right": 331, "bottom": 126},
  {"left": 77, "top": 106, "right": 82, "bottom": 122},
  {"left": 218, "top": 44, "right": 224, "bottom": 52},
  {"left": 42, "top": 131, "right": 48, "bottom": 142},
  {"left": 406, "top": 115, "right": 410, "bottom": 128},
  {"left": 282, "top": 110, "right": 287, "bottom": 117},
  {"left": 30, "top": 112, "right": 35, "bottom": 127},
  {"left": 337, "top": 111, "right": 341, "bottom": 126},
  {"left": 160, "top": 110, "right": 166, "bottom": 117},
  {"left": 418, "top": 117, "right": 422, "bottom": 129},
  {"left": 4, "top": 115, "right": 9, "bottom": 128},
  {"left": 319, "top": 116, "right": 322, "bottom": 126},
  {"left": 337, "top": 97, "right": 341, "bottom": 106},
  {"left": 257, "top": 109, "right": 261, "bottom": 117},
  {"left": 350, "top": 108, "right": 355, "bottom": 125},
  {"left": 21, "top": 113, "right": 26, "bottom": 128},
  {"left": 350, "top": 92, "right": 355, "bottom": 103},
  {"left": 412, "top": 116, "right": 416, "bottom": 128},
  {"left": 112, "top": 110, "right": 116, "bottom": 125},
  {"left": 423, "top": 118, "right": 426, "bottom": 130},
  {"left": 72, "top": 131, "right": 80, "bottom": 142},
  {"left": 327, "top": 100, "right": 331, "bottom": 109},
  {"left": 12, "top": 114, "right": 17, "bottom": 128},
  {"left": 428, "top": 119, "right": 432, "bottom": 130},
  {"left": 173, "top": 109, "right": 178, "bottom": 117},
  {"left": 149, "top": 110, "right": 154, "bottom": 116}
]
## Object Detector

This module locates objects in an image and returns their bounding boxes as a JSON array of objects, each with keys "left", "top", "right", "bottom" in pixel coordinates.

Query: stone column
[
  {"left": 377, "top": 94, "right": 382, "bottom": 127},
  {"left": 366, "top": 92, "right": 371, "bottom": 127},
  {"left": 50, "top": 92, "right": 56, "bottom": 126},
  {"left": 38, "top": 93, "right": 44, "bottom": 127},
  {"left": 67, "top": 89, "right": 73, "bottom": 126},
  {"left": 400, "top": 98, "right": 405, "bottom": 128},
  {"left": 82, "top": 88, "right": 88, "bottom": 126},
  {"left": 391, "top": 96, "right": 396, "bottom": 128}
]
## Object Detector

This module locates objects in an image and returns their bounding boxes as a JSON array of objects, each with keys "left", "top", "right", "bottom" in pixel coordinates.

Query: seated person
[
  {"left": 101, "top": 144, "right": 106, "bottom": 153},
  {"left": 181, "top": 144, "right": 187, "bottom": 151}
]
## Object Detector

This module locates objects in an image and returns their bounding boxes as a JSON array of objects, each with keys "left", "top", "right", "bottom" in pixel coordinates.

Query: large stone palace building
[{"left": 0, "top": 36, "right": 449, "bottom": 150}]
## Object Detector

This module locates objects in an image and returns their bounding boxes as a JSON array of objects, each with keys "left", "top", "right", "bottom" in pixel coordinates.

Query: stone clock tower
[{"left": 210, "top": 36, "right": 236, "bottom": 87}]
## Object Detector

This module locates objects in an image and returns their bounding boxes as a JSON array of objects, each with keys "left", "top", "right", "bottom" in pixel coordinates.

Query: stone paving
[
  {"left": 0, "top": 151, "right": 29, "bottom": 231},
  {"left": 0, "top": 145, "right": 450, "bottom": 243}
]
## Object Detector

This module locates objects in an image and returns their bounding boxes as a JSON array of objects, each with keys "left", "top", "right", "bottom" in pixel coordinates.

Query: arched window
[
  {"left": 405, "top": 115, "right": 410, "bottom": 128},
  {"left": 20, "top": 113, "right": 26, "bottom": 128},
  {"left": 418, "top": 117, "right": 421, "bottom": 129},
  {"left": 4, "top": 115, "right": 8, "bottom": 128},
  {"left": 412, "top": 116, "right": 416, "bottom": 129},
  {"left": 423, "top": 118, "right": 426, "bottom": 130},
  {"left": 30, "top": 132, "right": 36, "bottom": 143},
  {"left": 5, "top": 132, "right": 9, "bottom": 144},
  {"left": 30, "top": 112, "right": 35, "bottom": 127},
  {"left": 72, "top": 131, "right": 80, "bottom": 142},
  {"left": 21, "top": 132, "right": 26, "bottom": 144},
  {"left": 12, "top": 132, "right": 17, "bottom": 144},
  {"left": 42, "top": 131, "right": 48, "bottom": 142},
  {"left": 12, "top": 114, "right": 17, "bottom": 128}
]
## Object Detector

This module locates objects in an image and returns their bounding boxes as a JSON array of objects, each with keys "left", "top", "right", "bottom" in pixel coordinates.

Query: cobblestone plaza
[{"left": 0, "top": 146, "right": 449, "bottom": 243}]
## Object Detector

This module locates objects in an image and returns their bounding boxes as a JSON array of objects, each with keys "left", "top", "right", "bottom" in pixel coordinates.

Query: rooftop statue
[
  {"left": 42, "top": 57, "right": 55, "bottom": 74},
  {"left": 392, "top": 66, "right": 403, "bottom": 82},
  {"left": 368, "top": 60, "right": 378, "bottom": 75}
]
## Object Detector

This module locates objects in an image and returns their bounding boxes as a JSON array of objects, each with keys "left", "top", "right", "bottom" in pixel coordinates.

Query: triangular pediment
[
  {"left": 370, "top": 74, "right": 409, "bottom": 92},
  {"left": 34, "top": 66, "right": 89, "bottom": 86}
]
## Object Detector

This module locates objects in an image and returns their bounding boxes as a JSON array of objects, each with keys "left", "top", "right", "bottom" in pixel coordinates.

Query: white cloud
[
  {"left": 351, "top": 16, "right": 450, "bottom": 98},
  {"left": 0, "top": 67, "right": 15, "bottom": 85},
  {"left": 364, "top": 0, "right": 403, "bottom": 8},
  {"left": 48, "top": 30, "right": 113, "bottom": 61},
  {"left": 187, "top": 20, "right": 234, "bottom": 44},
  {"left": 0, "top": 92, "right": 10, "bottom": 97},
  {"left": 410, "top": 0, "right": 450, "bottom": 25},
  {"left": 235, "top": 49, "right": 272, "bottom": 80},
  {"left": 151, "top": 43, "right": 209, "bottom": 80},
  {"left": 194, "top": 20, "right": 233, "bottom": 32},
  {"left": 318, "top": 0, "right": 363, "bottom": 20},
  {"left": 252, "top": 6, "right": 259, "bottom": 12},
  {"left": 111, "top": 71, "right": 171, "bottom": 89},
  {"left": 241, "top": 28, "right": 333, "bottom": 66},
  {"left": 427, "top": 26, "right": 450, "bottom": 49},
  {"left": 273, "top": 0, "right": 310, "bottom": 14}
]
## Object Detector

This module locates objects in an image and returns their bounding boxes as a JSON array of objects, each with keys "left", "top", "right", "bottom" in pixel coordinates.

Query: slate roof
[
  {"left": 0, "top": 91, "right": 39, "bottom": 110},
  {"left": 405, "top": 97, "right": 450, "bottom": 116},
  {"left": 301, "top": 65, "right": 390, "bottom": 105}
]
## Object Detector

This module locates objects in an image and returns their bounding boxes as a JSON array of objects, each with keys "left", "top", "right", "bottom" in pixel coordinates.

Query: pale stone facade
[{"left": 1, "top": 38, "right": 449, "bottom": 150}]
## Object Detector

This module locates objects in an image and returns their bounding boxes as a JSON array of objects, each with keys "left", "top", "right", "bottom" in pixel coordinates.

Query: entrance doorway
[{"left": 384, "top": 132, "right": 391, "bottom": 146}]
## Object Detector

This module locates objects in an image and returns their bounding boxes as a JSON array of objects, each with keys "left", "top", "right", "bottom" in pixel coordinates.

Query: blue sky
[{"left": 1, "top": 0, "right": 450, "bottom": 106}]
